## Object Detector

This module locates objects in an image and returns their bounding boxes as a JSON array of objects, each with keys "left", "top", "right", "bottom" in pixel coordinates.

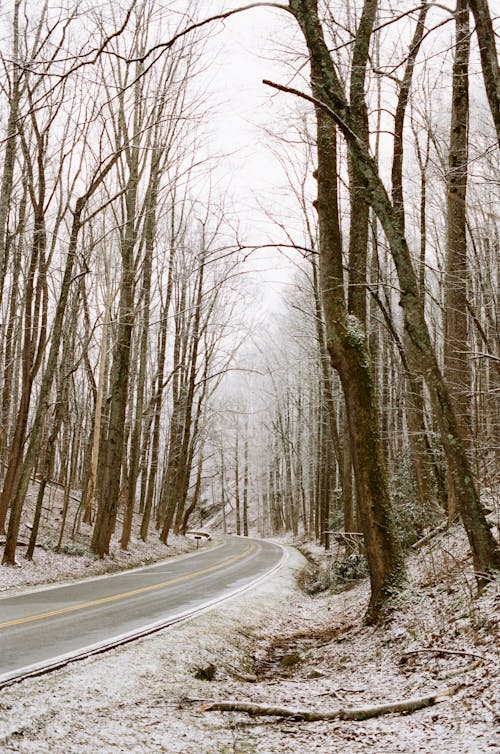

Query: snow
[
  {"left": 0, "top": 476, "right": 203, "bottom": 596},
  {"left": 0, "top": 534, "right": 198, "bottom": 596},
  {"left": 0, "top": 529, "right": 498, "bottom": 753}
]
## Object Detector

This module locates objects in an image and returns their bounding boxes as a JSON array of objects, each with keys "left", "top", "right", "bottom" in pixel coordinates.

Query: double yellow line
[{"left": 0, "top": 542, "right": 255, "bottom": 630}]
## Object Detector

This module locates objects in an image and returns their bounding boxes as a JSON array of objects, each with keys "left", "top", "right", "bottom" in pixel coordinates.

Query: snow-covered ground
[
  {"left": 0, "top": 533, "right": 199, "bottom": 595},
  {"left": 0, "top": 527, "right": 498, "bottom": 753},
  {"left": 0, "top": 477, "right": 206, "bottom": 596}
]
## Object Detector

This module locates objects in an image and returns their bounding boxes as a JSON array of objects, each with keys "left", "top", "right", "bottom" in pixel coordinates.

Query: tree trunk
[
  {"left": 92, "top": 105, "right": 140, "bottom": 557},
  {"left": 220, "top": 447, "right": 227, "bottom": 534},
  {"left": 390, "top": 3, "right": 437, "bottom": 514},
  {"left": 315, "top": 101, "right": 404, "bottom": 619},
  {"left": 0, "top": 0, "right": 21, "bottom": 300},
  {"left": 468, "top": 0, "right": 500, "bottom": 144},
  {"left": 234, "top": 430, "right": 241, "bottom": 535},
  {"left": 444, "top": 0, "right": 471, "bottom": 521},
  {"left": 0, "top": 197, "right": 47, "bottom": 532},
  {"left": 140, "top": 232, "right": 175, "bottom": 541},
  {"left": 181, "top": 446, "right": 204, "bottom": 534},
  {"left": 347, "top": 0, "right": 376, "bottom": 328},
  {"left": 121, "top": 161, "right": 159, "bottom": 550},
  {"left": 2, "top": 202, "right": 83, "bottom": 564},
  {"left": 310, "top": 254, "right": 348, "bottom": 527},
  {"left": 83, "top": 309, "right": 110, "bottom": 526},
  {"left": 243, "top": 434, "right": 249, "bottom": 536},
  {"left": 160, "top": 249, "right": 205, "bottom": 543},
  {"left": 288, "top": 0, "right": 500, "bottom": 584}
]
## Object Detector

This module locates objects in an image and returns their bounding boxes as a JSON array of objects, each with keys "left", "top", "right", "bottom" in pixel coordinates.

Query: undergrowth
[
  {"left": 390, "top": 454, "right": 443, "bottom": 548},
  {"left": 41, "top": 540, "right": 89, "bottom": 556},
  {"left": 297, "top": 547, "right": 367, "bottom": 595}
]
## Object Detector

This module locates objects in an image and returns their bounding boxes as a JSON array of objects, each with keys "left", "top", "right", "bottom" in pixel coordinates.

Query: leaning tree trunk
[
  {"left": 25, "top": 285, "right": 79, "bottom": 559},
  {"left": 0, "top": 174, "right": 27, "bottom": 469},
  {"left": 0, "top": 193, "right": 48, "bottom": 533},
  {"left": 315, "top": 103, "right": 405, "bottom": 621},
  {"left": 1, "top": 118, "right": 121, "bottom": 564},
  {"left": 2, "top": 202, "right": 83, "bottom": 564},
  {"left": 468, "top": 0, "right": 500, "bottom": 144}
]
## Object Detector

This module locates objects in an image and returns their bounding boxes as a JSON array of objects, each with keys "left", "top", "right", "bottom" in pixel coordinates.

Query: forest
[{"left": 0, "top": 0, "right": 498, "bottom": 626}]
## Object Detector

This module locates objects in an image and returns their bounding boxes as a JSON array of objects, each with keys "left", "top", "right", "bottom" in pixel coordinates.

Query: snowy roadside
[
  {"left": 0, "top": 545, "right": 304, "bottom": 753},
  {"left": 0, "top": 532, "right": 498, "bottom": 753},
  {"left": 0, "top": 478, "right": 212, "bottom": 597},
  {"left": 0, "top": 534, "right": 204, "bottom": 596}
]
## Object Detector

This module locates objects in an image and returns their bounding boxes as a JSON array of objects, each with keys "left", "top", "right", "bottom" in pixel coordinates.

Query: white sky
[
  {"left": 201, "top": 3, "right": 303, "bottom": 310},
  {"left": 207, "top": 4, "right": 292, "bottom": 202}
]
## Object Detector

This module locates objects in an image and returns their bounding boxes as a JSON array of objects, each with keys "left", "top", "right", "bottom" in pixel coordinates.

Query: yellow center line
[{"left": 0, "top": 543, "right": 256, "bottom": 630}]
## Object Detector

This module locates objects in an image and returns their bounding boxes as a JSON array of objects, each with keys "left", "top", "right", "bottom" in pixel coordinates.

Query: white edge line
[{"left": 0, "top": 542, "right": 288, "bottom": 688}]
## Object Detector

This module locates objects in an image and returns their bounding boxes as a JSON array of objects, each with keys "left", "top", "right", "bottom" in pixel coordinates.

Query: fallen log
[
  {"left": 411, "top": 521, "right": 449, "bottom": 550},
  {"left": 401, "top": 648, "right": 490, "bottom": 663},
  {"left": 189, "top": 687, "right": 455, "bottom": 722}
]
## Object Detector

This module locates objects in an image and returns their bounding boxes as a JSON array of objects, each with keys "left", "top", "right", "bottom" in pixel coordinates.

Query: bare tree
[
  {"left": 468, "top": 0, "right": 500, "bottom": 144},
  {"left": 281, "top": 0, "right": 499, "bottom": 585},
  {"left": 444, "top": 0, "right": 471, "bottom": 520}
]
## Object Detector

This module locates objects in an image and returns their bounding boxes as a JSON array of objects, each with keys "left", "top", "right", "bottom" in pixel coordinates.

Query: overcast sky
[{"left": 201, "top": 3, "right": 306, "bottom": 311}]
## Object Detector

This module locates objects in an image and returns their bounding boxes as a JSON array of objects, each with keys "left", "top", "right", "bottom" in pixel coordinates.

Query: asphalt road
[{"left": 0, "top": 536, "right": 284, "bottom": 685}]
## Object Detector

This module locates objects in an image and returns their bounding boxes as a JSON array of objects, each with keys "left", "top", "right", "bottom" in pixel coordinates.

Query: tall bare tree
[{"left": 281, "top": 0, "right": 499, "bottom": 585}]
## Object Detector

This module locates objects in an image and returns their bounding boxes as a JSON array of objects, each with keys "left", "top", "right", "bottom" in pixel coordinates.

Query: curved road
[{"left": 0, "top": 536, "right": 284, "bottom": 687}]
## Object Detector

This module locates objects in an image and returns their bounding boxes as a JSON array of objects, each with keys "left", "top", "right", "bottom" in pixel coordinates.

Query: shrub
[
  {"left": 42, "top": 540, "right": 89, "bottom": 556},
  {"left": 297, "top": 551, "right": 367, "bottom": 595},
  {"left": 390, "top": 454, "right": 442, "bottom": 548}
]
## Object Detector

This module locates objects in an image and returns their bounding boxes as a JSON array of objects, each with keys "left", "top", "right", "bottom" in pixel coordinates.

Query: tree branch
[
  {"left": 124, "top": 4, "right": 291, "bottom": 65},
  {"left": 262, "top": 79, "right": 359, "bottom": 143},
  {"left": 187, "top": 687, "right": 455, "bottom": 721},
  {"left": 401, "top": 648, "right": 491, "bottom": 663}
]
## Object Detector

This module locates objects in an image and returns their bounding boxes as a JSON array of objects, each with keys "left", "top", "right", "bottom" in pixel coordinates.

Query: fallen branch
[
  {"left": 401, "top": 648, "right": 490, "bottom": 663},
  {"left": 187, "top": 687, "right": 455, "bottom": 722},
  {"left": 411, "top": 521, "right": 449, "bottom": 550},
  {"left": 230, "top": 670, "right": 259, "bottom": 683}
]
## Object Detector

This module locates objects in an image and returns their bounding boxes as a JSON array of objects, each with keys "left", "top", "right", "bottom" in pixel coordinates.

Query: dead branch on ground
[
  {"left": 401, "top": 648, "right": 491, "bottom": 663},
  {"left": 186, "top": 687, "right": 456, "bottom": 721}
]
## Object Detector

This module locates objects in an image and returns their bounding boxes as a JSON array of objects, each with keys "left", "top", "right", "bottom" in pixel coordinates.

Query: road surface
[{"left": 0, "top": 536, "right": 284, "bottom": 686}]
